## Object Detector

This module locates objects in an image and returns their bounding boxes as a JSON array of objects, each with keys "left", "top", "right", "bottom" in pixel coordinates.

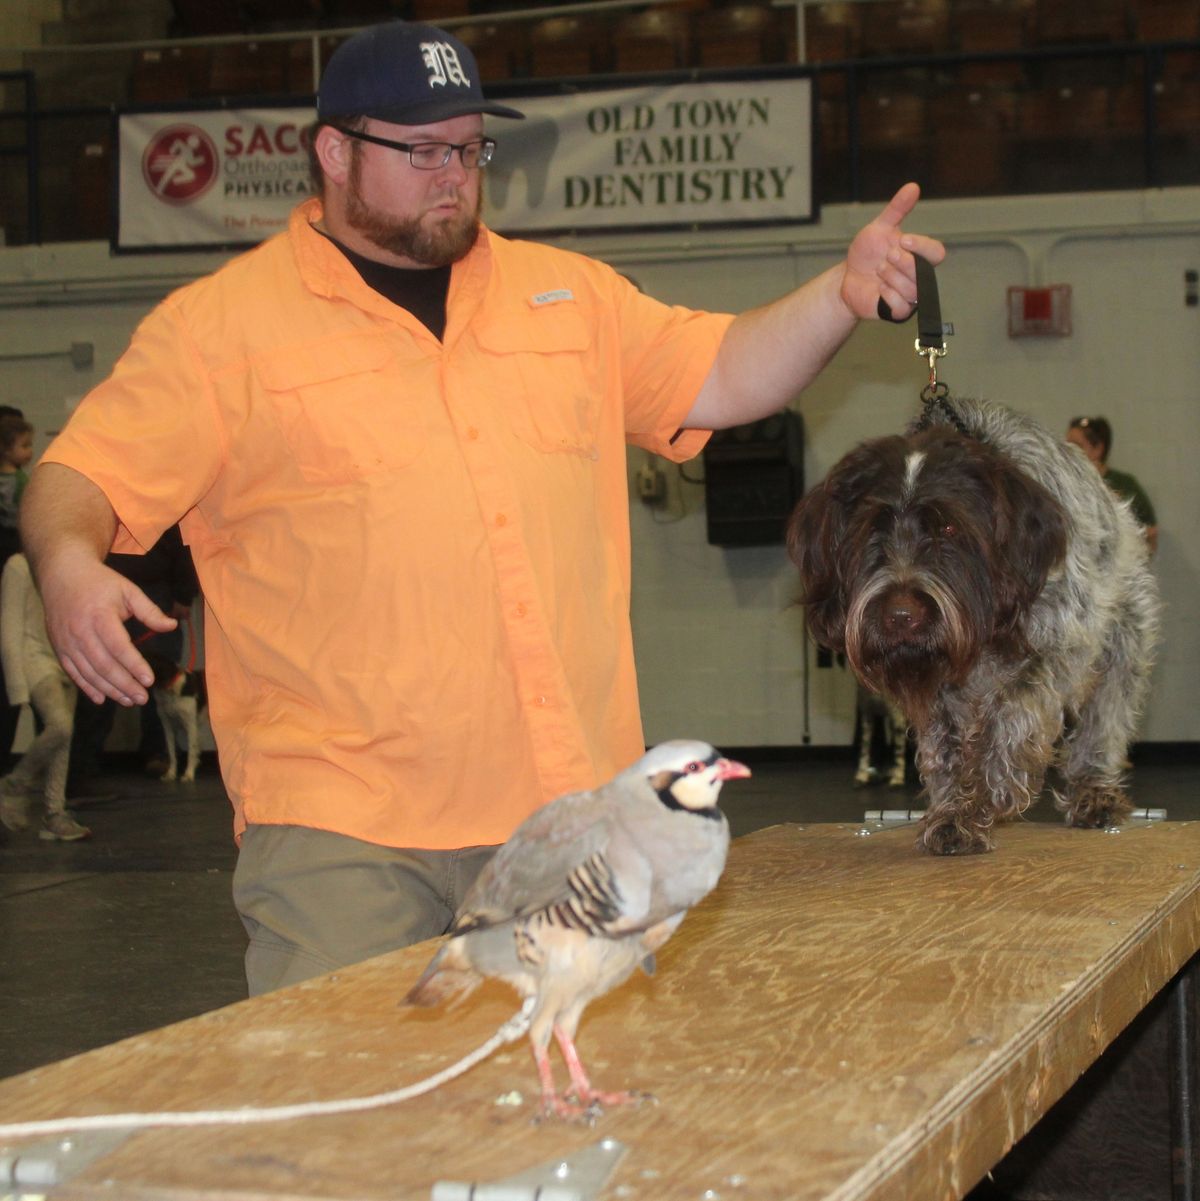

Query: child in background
[
  {"left": 0, "top": 412, "right": 32, "bottom": 560},
  {"left": 0, "top": 552, "right": 90, "bottom": 840},
  {"left": 0, "top": 413, "right": 33, "bottom": 557},
  {"left": 0, "top": 410, "right": 33, "bottom": 773}
]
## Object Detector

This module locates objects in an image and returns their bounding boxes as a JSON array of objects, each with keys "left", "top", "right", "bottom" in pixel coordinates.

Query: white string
[{"left": 0, "top": 1001, "right": 534, "bottom": 1142}]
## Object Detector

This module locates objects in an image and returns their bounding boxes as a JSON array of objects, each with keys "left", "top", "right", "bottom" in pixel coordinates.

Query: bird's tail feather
[{"left": 404, "top": 940, "right": 482, "bottom": 1008}]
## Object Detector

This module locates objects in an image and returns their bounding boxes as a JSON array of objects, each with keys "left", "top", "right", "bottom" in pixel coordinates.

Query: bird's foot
[
  {"left": 534, "top": 1091, "right": 599, "bottom": 1124},
  {"left": 574, "top": 1087, "right": 655, "bottom": 1111},
  {"left": 534, "top": 1088, "right": 655, "bottom": 1124}
]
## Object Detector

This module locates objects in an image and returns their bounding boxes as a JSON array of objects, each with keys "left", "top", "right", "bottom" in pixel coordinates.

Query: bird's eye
[{"left": 684, "top": 760, "right": 705, "bottom": 774}]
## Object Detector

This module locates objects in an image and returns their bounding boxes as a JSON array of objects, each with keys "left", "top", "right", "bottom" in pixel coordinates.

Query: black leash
[{"left": 879, "top": 254, "right": 966, "bottom": 435}]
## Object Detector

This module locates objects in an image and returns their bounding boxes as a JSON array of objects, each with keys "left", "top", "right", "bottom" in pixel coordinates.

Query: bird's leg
[
  {"left": 531, "top": 1042, "right": 592, "bottom": 1121},
  {"left": 553, "top": 1025, "right": 651, "bottom": 1111}
]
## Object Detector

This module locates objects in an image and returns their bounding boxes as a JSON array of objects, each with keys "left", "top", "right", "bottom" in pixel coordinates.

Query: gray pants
[{"left": 232, "top": 824, "right": 497, "bottom": 996}]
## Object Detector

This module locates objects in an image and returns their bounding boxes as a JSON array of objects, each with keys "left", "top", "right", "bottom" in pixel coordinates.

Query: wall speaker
[{"left": 702, "top": 409, "right": 804, "bottom": 547}]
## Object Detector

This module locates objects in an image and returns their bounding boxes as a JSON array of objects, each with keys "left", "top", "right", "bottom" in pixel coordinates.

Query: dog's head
[{"left": 786, "top": 426, "right": 1067, "bottom": 722}]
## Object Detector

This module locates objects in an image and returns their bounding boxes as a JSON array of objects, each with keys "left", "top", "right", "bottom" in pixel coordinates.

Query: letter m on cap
[{"left": 420, "top": 41, "right": 470, "bottom": 88}]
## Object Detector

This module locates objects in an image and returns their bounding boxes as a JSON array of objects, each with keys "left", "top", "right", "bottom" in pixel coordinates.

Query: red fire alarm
[{"left": 1008, "top": 284, "right": 1072, "bottom": 337}]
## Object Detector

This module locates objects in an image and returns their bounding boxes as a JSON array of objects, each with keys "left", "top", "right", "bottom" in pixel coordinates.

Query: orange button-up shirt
[{"left": 44, "top": 199, "right": 734, "bottom": 849}]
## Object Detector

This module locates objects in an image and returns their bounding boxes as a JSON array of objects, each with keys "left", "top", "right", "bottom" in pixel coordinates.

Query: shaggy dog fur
[{"left": 787, "top": 399, "right": 1160, "bottom": 854}]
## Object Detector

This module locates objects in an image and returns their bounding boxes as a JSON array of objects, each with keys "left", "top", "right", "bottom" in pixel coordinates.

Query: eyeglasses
[{"left": 332, "top": 126, "right": 496, "bottom": 170}]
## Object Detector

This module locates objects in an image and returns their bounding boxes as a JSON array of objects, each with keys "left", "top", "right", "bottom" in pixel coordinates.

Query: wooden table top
[{"left": 3, "top": 819, "right": 1200, "bottom": 1201}]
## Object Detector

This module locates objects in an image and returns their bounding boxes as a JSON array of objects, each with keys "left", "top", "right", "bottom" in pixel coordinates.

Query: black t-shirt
[{"left": 321, "top": 233, "right": 451, "bottom": 341}]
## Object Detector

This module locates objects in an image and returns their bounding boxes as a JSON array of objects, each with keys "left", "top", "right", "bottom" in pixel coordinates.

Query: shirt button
[
  {"left": 495, "top": 513, "right": 508, "bottom": 527},
  {"left": 536, "top": 695, "right": 548, "bottom": 706},
  {"left": 515, "top": 602, "right": 527, "bottom": 618},
  {"left": 466, "top": 427, "right": 480, "bottom": 440}
]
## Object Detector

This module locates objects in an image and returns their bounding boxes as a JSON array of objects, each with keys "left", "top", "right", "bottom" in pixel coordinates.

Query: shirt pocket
[
  {"left": 475, "top": 303, "right": 599, "bottom": 457},
  {"left": 255, "top": 336, "right": 428, "bottom": 484}
]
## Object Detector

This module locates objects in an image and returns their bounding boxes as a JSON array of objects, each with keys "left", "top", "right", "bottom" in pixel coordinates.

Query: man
[{"left": 20, "top": 22, "right": 944, "bottom": 994}]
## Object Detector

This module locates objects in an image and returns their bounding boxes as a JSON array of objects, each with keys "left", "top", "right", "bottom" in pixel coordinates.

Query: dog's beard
[
  {"left": 845, "top": 571, "right": 978, "bottom": 727},
  {"left": 345, "top": 148, "right": 481, "bottom": 266}
]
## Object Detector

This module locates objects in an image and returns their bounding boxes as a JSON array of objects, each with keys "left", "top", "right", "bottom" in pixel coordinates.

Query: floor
[{"left": 1, "top": 746, "right": 1196, "bottom": 1194}]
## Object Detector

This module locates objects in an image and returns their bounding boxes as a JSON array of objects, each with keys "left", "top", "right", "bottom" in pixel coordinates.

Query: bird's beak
[{"left": 716, "top": 758, "right": 751, "bottom": 781}]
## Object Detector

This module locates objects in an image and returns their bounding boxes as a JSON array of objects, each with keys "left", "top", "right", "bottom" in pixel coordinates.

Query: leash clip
[{"left": 916, "top": 339, "right": 947, "bottom": 393}]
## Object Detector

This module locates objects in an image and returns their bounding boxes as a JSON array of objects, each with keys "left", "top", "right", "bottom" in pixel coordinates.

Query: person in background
[
  {"left": 0, "top": 552, "right": 90, "bottom": 841},
  {"left": 0, "top": 411, "right": 32, "bottom": 544},
  {"left": 17, "top": 20, "right": 945, "bottom": 994},
  {"left": 1066, "top": 416, "right": 1158, "bottom": 555},
  {"left": 0, "top": 409, "right": 33, "bottom": 775},
  {"left": 67, "top": 526, "right": 200, "bottom": 791}
]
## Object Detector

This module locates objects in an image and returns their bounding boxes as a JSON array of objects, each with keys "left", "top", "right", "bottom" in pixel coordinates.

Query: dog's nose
[{"left": 883, "top": 589, "right": 930, "bottom": 637}]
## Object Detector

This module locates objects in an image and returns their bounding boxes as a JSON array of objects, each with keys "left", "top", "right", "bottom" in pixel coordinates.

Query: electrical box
[
  {"left": 1007, "top": 284, "right": 1072, "bottom": 337},
  {"left": 702, "top": 409, "right": 804, "bottom": 548}
]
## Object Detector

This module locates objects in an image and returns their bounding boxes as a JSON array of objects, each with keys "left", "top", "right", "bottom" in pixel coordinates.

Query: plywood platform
[{"left": 3, "top": 819, "right": 1200, "bottom": 1201}]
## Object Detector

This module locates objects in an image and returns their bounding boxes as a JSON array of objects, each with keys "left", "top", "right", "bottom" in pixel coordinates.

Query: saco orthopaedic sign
[
  {"left": 115, "top": 76, "right": 813, "bottom": 251},
  {"left": 117, "top": 107, "right": 315, "bottom": 250}
]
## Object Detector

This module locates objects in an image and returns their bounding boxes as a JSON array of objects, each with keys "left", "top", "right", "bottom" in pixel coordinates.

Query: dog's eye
[{"left": 940, "top": 522, "right": 957, "bottom": 538}]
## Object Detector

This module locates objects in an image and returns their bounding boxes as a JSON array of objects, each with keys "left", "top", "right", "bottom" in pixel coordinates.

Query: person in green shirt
[{"left": 1067, "top": 415, "right": 1158, "bottom": 555}]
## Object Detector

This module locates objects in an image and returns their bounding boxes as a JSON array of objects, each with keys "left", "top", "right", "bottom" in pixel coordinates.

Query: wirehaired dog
[{"left": 787, "top": 399, "right": 1159, "bottom": 854}]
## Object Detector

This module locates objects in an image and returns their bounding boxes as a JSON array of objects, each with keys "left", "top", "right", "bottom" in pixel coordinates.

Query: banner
[
  {"left": 115, "top": 75, "right": 813, "bottom": 251},
  {"left": 116, "top": 106, "right": 316, "bottom": 251},
  {"left": 486, "top": 77, "right": 814, "bottom": 234}
]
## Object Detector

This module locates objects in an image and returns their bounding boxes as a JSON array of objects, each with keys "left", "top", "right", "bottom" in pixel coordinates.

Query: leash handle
[
  {"left": 913, "top": 255, "right": 946, "bottom": 349},
  {"left": 903, "top": 255, "right": 969, "bottom": 436}
]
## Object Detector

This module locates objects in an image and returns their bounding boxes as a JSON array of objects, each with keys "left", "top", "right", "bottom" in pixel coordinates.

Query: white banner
[
  {"left": 117, "top": 107, "right": 316, "bottom": 251},
  {"left": 486, "top": 77, "right": 814, "bottom": 234},
  {"left": 115, "top": 76, "right": 813, "bottom": 251}
]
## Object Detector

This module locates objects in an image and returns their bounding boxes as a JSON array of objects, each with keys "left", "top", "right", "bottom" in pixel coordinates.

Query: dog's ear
[
  {"left": 989, "top": 456, "right": 1068, "bottom": 640},
  {"left": 786, "top": 476, "right": 847, "bottom": 650},
  {"left": 787, "top": 441, "right": 896, "bottom": 649}
]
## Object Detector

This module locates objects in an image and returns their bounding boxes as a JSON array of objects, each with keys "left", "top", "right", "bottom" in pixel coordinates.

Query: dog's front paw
[
  {"left": 1063, "top": 783, "right": 1133, "bottom": 829},
  {"left": 181, "top": 771, "right": 196, "bottom": 783},
  {"left": 919, "top": 815, "right": 994, "bottom": 855},
  {"left": 161, "top": 769, "right": 178, "bottom": 783}
]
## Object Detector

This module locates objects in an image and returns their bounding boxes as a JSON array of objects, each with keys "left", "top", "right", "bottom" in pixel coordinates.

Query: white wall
[{"left": 1, "top": 188, "right": 1195, "bottom": 749}]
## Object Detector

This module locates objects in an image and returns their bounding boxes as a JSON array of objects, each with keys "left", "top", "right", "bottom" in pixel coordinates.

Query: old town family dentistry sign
[{"left": 488, "top": 77, "right": 815, "bottom": 234}]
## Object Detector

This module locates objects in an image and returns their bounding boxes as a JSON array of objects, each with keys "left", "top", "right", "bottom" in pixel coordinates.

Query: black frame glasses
[{"left": 332, "top": 126, "right": 496, "bottom": 170}]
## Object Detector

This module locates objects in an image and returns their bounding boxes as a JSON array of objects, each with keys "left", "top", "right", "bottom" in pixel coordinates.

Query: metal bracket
[
  {"left": 864, "top": 807, "right": 927, "bottom": 825},
  {"left": 0, "top": 1128, "right": 130, "bottom": 1193},
  {"left": 863, "top": 807, "right": 1166, "bottom": 826},
  {"left": 431, "top": 1137, "right": 627, "bottom": 1201}
]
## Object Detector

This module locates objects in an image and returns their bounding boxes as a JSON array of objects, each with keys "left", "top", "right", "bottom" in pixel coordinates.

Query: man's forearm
[
  {"left": 685, "top": 265, "right": 854, "bottom": 430},
  {"left": 20, "top": 463, "right": 118, "bottom": 586}
]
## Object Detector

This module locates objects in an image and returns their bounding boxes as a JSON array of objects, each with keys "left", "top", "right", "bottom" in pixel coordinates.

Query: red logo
[{"left": 142, "top": 124, "right": 219, "bottom": 205}]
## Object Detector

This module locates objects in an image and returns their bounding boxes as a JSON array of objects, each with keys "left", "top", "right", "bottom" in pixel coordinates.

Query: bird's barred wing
[
  {"left": 539, "top": 846, "right": 653, "bottom": 937},
  {"left": 451, "top": 814, "right": 655, "bottom": 938}
]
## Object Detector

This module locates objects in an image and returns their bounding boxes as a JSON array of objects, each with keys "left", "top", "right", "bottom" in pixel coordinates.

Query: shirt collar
[{"left": 290, "top": 197, "right": 492, "bottom": 327}]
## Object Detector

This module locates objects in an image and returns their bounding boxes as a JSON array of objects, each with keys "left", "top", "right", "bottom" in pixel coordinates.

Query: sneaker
[
  {"left": 0, "top": 794, "right": 31, "bottom": 832},
  {"left": 39, "top": 811, "right": 92, "bottom": 842}
]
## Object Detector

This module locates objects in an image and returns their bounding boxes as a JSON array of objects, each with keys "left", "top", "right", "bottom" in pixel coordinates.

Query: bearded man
[{"left": 20, "top": 21, "right": 943, "bottom": 995}]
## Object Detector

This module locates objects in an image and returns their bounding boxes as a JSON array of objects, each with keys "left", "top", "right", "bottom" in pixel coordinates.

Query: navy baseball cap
[{"left": 317, "top": 22, "right": 525, "bottom": 126}]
